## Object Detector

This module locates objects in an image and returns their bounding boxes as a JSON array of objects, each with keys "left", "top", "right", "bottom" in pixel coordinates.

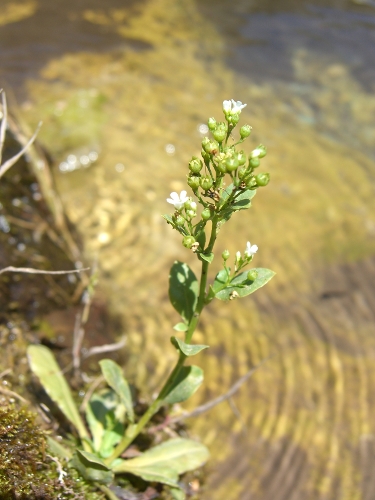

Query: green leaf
[
  {"left": 193, "top": 221, "right": 206, "bottom": 248},
  {"left": 27, "top": 345, "right": 89, "bottom": 442},
  {"left": 169, "top": 261, "right": 198, "bottom": 323},
  {"left": 47, "top": 437, "right": 72, "bottom": 461},
  {"left": 170, "top": 487, "right": 186, "bottom": 500},
  {"left": 214, "top": 268, "right": 275, "bottom": 301},
  {"left": 162, "top": 214, "right": 174, "bottom": 226},
  {"left": 99, "top": 360, "right": 134, "bottom": 423},
  {"left": 171, "top": 337, "right": 209, "bottom": 357},
  {"left": 71, "top": 450, "right": 113, "bottom": 484},
  {"left": 163, "top": 365, "right": 203, "bottom": 404},
  {"left": 112, "top": 438, "right": 209, "bottom": 486},
  {"left": 173, "top": 322, "right": 188, "bottom": 332},
  {"left": 220, "top": 184, "right": 257, "bottom": 221},
  {"left": 211, "top": 269, "right": 230, "bottom": 295},
  {"left": 198, "top": 252, "right": 214, "bottom": 263},
  {"left": 85, "top": 392, "right": 125, "bottom": 457}
]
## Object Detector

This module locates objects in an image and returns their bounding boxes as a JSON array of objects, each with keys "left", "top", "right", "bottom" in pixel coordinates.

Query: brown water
[{"left": 1, "top": 0, "right": 375, "bottom": 498}]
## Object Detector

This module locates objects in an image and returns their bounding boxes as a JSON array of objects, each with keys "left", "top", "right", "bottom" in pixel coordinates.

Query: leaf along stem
[{"left": 104, "top": 218, "right": 219, "bottom": 466}]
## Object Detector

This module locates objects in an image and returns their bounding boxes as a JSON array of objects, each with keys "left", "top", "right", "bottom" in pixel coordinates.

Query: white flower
[
  {"left": 166, "top": 190, "right": 189, "bottom": 210},
  {"left": 236, "top": 251, "right": 241, "bottom": 261},
  {"left": 223, "top": 100, "right": 232, "bottom": 113},
  {"left": 223, "top": 99, "right": 247, "bottom": 115},
  {"left": 245, "top": 241, "right": 258, "bottom": 257},
  {"left": 231, "top": 100, "right": 247, "bottom": 114}
]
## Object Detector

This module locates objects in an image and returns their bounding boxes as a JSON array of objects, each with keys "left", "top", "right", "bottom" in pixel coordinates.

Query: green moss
[{"left": 0, "top": 406, "right": 104, "bottom": 500}]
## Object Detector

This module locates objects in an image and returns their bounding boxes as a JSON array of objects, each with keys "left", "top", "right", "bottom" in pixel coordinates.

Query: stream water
[{"left": 1, "top": 0, "right": 375, "bottom": 498}]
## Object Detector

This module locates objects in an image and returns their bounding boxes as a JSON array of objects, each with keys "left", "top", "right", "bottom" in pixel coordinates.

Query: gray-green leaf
[
  {"left": 163, "top": 365, "right": 203, "bottom": 404},
  {"left": 169, "top": 261, "right": 198, "bottom": 323},
  {"left": 27, "top": 345, "right": 89, "bottom": 442},
  {"left": 214, "top": 268, "right": 275, "bottom": 301},
  {"left": 99, "top": 359, "right": 134, "bottom": 423},
  {"left": 171, "top": 337, "right": 209, "bottom": 357},
  {"left": 112, "top": 438, "right": 209, "bottom": 486}
]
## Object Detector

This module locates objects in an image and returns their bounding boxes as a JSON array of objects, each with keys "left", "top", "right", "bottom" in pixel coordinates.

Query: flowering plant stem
[{"left": 105, "top": 219, "right": 218, "bottom": 465}]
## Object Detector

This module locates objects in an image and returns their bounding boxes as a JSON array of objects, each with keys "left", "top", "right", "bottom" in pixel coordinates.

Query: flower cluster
[{"left": 164, "top": 99, "right": 270, "bottom": 262}]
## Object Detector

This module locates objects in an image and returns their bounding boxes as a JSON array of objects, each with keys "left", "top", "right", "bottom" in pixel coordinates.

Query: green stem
[{"left": 105, "top": 218, "right": 219, "bottom": 466}]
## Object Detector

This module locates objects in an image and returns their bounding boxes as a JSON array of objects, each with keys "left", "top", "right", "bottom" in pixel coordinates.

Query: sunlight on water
[{"left": 1, "top": 0, "right": 375, "bottom": 497}]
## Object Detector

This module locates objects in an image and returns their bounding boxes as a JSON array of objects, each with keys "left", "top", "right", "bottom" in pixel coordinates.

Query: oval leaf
[
  {"left": 215, "top": 268, "right": 275, "bottom": 301},
  {"left": 171, "top": 337, "right": 209, "bottom": 357},
  {"left": 99, "top": 359, "right": 134, "bottom": 423},
  {"left": 71, "top": 450, "right": 113, "bottom": 484},
  {"left": 27, "top": 345, "right": 89, "bottom": 441},
  {"left": 173, "top": 322, "right": 188, "bottom": 332},
  {"left": 169, "top": 262, "right": 198, "bottom": 323},
  {"left": 198, "top": 252, "right": 214, "bottom": 263},
  {"left": 112, "top": 438, "right": 209, "bottom": 484},
  {"left": 163, "top": 365, "right": 203, "bottom": 404}
]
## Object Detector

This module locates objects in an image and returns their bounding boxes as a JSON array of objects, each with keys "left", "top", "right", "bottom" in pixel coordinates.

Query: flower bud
[
  {"left": 201, "top": 149, "right": 210, "bottom": 164},
  {"left": 246, "top": 177, "right": 257, "bottom": 189},
  {"left": 184, "top": 199, "right": 197, "bottom": 210},
  {"left": 222, "top": 249, "right": 230, "bottom": 261},
  {"left": 206, "top": 140, "right": 219, "bottom": 155},
  {"left": 257, "top": 144, "right": 267, "bottom": 158},
  {"left": 255, "top": 172, "right": 270, "bottom": 187},
  {"left": 187, "top": 175, "right": 201, "bottom": 190},
  {"left": 240, "top": 124, "right": 252, "bottom": 138},
  {"left": 189, "top": 157, "right": 203, "bottom": 174},
  {"left": 186, "top": 209, "right": 196, "bottom": 219},
  {"left": 216, "top": 161, "right": 227, "bottom": 174},
  {"left": 226, "top": 157, "right": 239, "bottom": 172},
  {"left": 200, "top": 176, "right": 213, "bottom": 190},
  {"left": 174, "top": 214, "right": 186, "bottom": 227},
  {"left": 182, "top": 235, "right": 196, "bottom": 249},
  {"left": 249, "top": 157, "right": 260, "bottom": 169},
  {"left": 201, "top": 207, "right": 212, "bottom": 221},
  {"left": 212, "top": 123, "right": 227, "bottom": 143},
  {"left": 202, "top": 137, "right": 211, "bottom": 152},
  {"left": 229, "top": 113, "right": 240, "bottom": 125},
  {"left": 237, "top": 151, "right": 246, "bottom": 165},
  {"left": 247, "top": 270, "right": 258, "bottom": 281},
  {"left": 208, "top": 117, "right": 217, "bottom": 131},
  {"left": 250, "top": 148, "right": 263, "bottom": 159}
]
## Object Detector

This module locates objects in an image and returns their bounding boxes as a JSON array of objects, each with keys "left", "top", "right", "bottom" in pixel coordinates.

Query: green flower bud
[
  {"left": 186, "top": 209, "right": 196, "bottom": 219},
  {"left": 255, "top": 172, "right": 270, "bottom": 187},
  {"left": 257, "top": 144, "right": 267, "bottom": 158},
  {"left": 222, "top": 249, "right": 230, "bottom": 261},
  {"left": 201, "top": 149, "right": 210, "bottom": 164},
  {"left": 246, "top": 177, "right": 257, "bottom": 189},
  {"left": 226, "top": 157, "right": 239, "bottom": 172},
  {"left": 189, "top": 156, "right": 203, "bottom": 174},
  {"left": 216, "top": 161, "right": 227, "bottom": 174},
  {"left": 182, "top": 235, "right": 196, "bottom": 249},
  {"left": 240, "top": 124, "right": 252, "bottom": 139},
  {"left": 247, "top": 269, "right": 258, "bottom": 281},
  {"left": 202, "top": 137, "right": 211, "bottom": 152},
  {"left": 201, "top": 207, "right": 212, "bottom": 221},
  {"left": 184, "top": 199, "right": 197, "bottom": 211},
  {"left": 237, "top": 151, "right": 247, "bottom": 165},
  {"left": 249, "top": 157, "right": 260, "bottom": 169},
  {"left": 208, "top": 117, "right": 217, "bottom": 131},
  {"left": 174, "top": 215, "right": 186, "bottom": 226},
  {"left": 187, "top": 175, "right": 201, "bottom": 190},
  {"left": 212, "top": 123, "right": 227, "bottom": 143},
  {"left": 238, "top": 167, "right": 248, "bottom": 180},
  {"left": 228, "top": 113, "right": 240, "bottom": 125},
  {"left": 206, "top": 140, "right": 219, "bottom": 155},
  {"left": 200, "top": 176, "right": 213, "bottom": 190}
]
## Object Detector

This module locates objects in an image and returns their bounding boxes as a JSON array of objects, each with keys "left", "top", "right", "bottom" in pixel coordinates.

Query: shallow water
[{"left": 1, "top": 0, "right": 375, "bottom": 498}]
